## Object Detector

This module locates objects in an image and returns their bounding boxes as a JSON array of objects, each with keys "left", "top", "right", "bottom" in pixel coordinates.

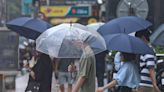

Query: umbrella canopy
[
  {"left": 97, "top": 16, "right": 152, "bottom": 36},
  {"left": 36, "top": 23, "right": 106, "bottom": 58},
  {"left": 104, "top": 33, "right": 154, "bottom": 54},
  {"left": 87, "top": 22, "right": 105, "bottom": 31},
  {"left": 6, "top": 17, "right": 52, "bottom": 40},
  {"left": 150, "top": 24, "right": 164, "bottom": 46},
  {"left": 68, "top": 23, "right": 107, "bottom": 52}
]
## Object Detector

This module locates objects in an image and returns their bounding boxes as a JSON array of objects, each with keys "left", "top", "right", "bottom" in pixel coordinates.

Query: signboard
[
  {"left": 0, "top": 31, "right": 19, "bottom": 70},
  {"left": 40, "top": 0, "right": 97, "bottom": 5},
  {"left": 48, "top": 16, "right": 98, "bottom": 25},
  {"left": 65, "top": 0, "right": 97, "bottom": 4},
  {"left": 88, "top": 18, "right": 97, "bottom": 24},
  {"left": 21, "top": 0, "right": 33, "bottom": 15},
  {"left": 50, "top": 17, "right": 79, "bottom": 25},
  {"left": 40, "top": 6, "right": 91, "bottom": 17}
]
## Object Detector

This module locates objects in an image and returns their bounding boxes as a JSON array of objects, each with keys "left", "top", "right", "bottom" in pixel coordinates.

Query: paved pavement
[
  {"left": 15, "top": 72, "right": 109, "bottom": 92},
  {"left": 15, "top": 73, "right": 60, "bottom": 92}
]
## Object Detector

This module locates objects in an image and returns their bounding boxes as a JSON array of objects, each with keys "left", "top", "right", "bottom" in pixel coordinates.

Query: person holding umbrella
[
  {"left": 135, "top": 30, "right": 161, "bottom": 92},
  {"left": 96, "top": 32, "right": 155, "bottom": 92},
  {"left": 97, "top": 52, "right": 140, "bottom": 92},
  {"left": 25, "top": 51, "right": 53, "bottom": 92},
  {"left": 70, "top": 44, "right": 96, "bottom": 92}
]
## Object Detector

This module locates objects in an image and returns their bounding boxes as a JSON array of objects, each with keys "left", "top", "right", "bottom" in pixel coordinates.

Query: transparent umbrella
[
  {"left": 36, "top": 23, "right": 107, "bottom": 58},
  {"left": 68, "top": 23, "right": 107, "bottom": 53},
  {"left": 86, "top": 22, "right": 105, "bottom": 31}
]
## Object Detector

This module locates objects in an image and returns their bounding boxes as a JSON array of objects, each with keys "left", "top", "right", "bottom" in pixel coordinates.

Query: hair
[
  {"left": 135, "top": 29, "right": 152, "bottom": 41},
  {"left": 121, "top": 52, "right": 136, "bottom": 61}
]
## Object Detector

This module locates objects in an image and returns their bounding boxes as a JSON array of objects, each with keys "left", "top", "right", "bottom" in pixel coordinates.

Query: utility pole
[
  {"left": 0, "top": 0, "right": 7, "bottom": 27},
  {"left": 154, "top": 0, "right": 161, "bottom": 29}
]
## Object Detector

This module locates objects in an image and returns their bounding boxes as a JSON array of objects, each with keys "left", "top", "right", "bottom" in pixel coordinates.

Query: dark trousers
[
  {"left": 116, "top": 86, "right": 132, "bottom": 92},
  {"left": 96, "top": 71, "right": 104, "bottom": 87}
]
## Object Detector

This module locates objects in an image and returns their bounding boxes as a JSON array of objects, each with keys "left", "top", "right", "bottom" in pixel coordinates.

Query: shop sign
[
  {"left": 49, "top": 17, "right": 79, "bottom": 25},
  {"left": 40, "top": 6, "right": 91, "bottom": 17}
]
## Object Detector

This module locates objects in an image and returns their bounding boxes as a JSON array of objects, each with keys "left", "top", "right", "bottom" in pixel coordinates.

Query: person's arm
[
  {"left": 54, "top": 59, "right": 60, "bottom": 71},
  {"left": 72, "top": 54, "right": 92, "bottom": 92},
  {"left": 54, "top": 58, "right": 60, "bottom": 79},
  {"left": 29, "top": 70, "right": 36, "bottom": 79},
  {"left": 72, "top": 76, "right": 86, "bottom": 92},
  {"left": 149, "top": 68, "right": 161, "bottom": 92},
  {"left": 146, "top": 54, "right": 161, "bottom": 92},
  {"left": 97, "top": 80, "right": 117, "bottom": 92}
]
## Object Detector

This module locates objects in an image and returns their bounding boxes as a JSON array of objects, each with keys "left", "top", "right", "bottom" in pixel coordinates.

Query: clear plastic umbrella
[
  {"left": 86, "top": 22, "right": 105, "bottom": 31},
  {"left": 36, "top": 23, "right": 106, "bottom": 58},
  {"left": 69, "top": 23, "right": 107, "bottom": 53}
]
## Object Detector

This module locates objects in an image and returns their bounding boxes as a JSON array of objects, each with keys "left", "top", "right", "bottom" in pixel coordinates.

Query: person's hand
[
  {"left": 68, "top": 65, "right": 72, "bottom": 72},
  {"left": 72, "top": 64, "right": 77, "bottom": 72},
  {"left": 96, "top": 87, "right": 104, "bottom": 92},
  {"left": 154, "top": 85, "right": 161, "bottom": 92},
  {"left": 29, "top": 71, "right": 35, "bottom": 80},
  {"left": 68, "top": 64, "right": 77, "bottom": 72}
]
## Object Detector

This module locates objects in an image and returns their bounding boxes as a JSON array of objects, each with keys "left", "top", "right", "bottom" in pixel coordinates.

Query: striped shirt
[{"left": 139, "top": 54, "right": 156, "bottom": 87}]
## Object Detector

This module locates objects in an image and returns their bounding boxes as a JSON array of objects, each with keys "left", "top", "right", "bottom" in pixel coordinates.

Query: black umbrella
[
  {"left": 6, "top": 17, "right": 52, "bottom": 40},
  {"left": 97, "top": 16, "right": 152, "bottom": 36},
  {"left": 104, "top": 33, "right": 154, "bottom": 54}
]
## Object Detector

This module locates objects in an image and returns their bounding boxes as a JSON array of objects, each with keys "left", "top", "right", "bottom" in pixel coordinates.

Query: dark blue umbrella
[
  {"left": 150, "top": 24, "right": 164, "bottom": 46},
  {"left": 104, "top": 33, "right": 154, "bottom": 54},
  {"left": 97, "top": 16, "right": 152, "bottom": 36},
  {"left": 6, "top": 17, "right": 52, "bottom": 40}
]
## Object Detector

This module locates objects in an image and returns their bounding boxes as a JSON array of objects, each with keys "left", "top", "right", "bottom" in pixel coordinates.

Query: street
[
  {"left": 15, "top": 73, "right": 60, "bottom": 92},
  {"left": 15, "top": 72, "right": 109, "bottom": 92}
]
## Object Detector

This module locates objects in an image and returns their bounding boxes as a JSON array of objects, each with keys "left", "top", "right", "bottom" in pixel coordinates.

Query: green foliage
[
  {"left": 105, "top": 50, "right": 117, "bottom": 63},
  {"left": 6, "top": 0, "right": 22, "bottom": 20},
  {"left": 155, "top": 45, "right": 164, "bottom": 54}
]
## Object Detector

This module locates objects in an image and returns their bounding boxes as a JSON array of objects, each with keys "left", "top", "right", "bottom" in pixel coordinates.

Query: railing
[{"left": 156, "top": 54, "right": 164, "bottom": 57}]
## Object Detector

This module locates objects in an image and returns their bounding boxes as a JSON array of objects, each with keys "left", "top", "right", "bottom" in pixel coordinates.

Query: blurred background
[{"left": 0, "top": 0, "right": 164, "bottom": 92}]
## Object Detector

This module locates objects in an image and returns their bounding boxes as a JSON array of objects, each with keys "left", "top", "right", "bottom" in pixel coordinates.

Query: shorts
[
  {"left": 137, "top": 86, "right": 154, "bottom": 92},
  {"left": 58, "top": 72, "right": 75, "bottom": 85}
]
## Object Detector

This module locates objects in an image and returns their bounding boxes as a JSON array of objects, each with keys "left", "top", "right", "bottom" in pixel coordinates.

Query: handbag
[{"left": 25, "top": 81, "right": 40, "bottom": 92}]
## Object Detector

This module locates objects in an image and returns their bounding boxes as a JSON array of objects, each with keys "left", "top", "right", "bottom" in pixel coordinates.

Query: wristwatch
[{"left": 116, "top": 0, "right": 149, "bottom": 19}]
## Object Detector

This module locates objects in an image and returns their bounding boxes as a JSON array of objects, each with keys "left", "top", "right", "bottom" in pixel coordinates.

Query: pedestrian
[
  {"left": 54, "top": 58, "right": 76, "bottom": 92},
  {"left": 114, "top": 52, "right": 122, "bottom": 71},
  {"left": 71, "top": 46, "right": 96, "bottom": 92},
  {"left": 97, "top": 52, "right": 140, "bottom": 92},
  {"left": 135, "top": 29, "right": 161, "bottom": 92},
  {"left": 25, "top": 51, "right": 53, "bottom": 92},
  {"left": 95, "top": 50, "right": 108, "bottom": 87}
]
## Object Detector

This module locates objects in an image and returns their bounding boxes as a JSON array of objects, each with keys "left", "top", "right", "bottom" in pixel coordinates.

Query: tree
[{"left": 6, "top": 0, "right": 22, "bottom": 21}]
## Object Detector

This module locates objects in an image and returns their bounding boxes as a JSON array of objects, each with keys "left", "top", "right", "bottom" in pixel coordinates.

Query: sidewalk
[
  {"left": 15, "top": 72, "right": 109, "bottom": 92},
  {"left": 15, "top": 73, "right": 60, "bottom": 92}
]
